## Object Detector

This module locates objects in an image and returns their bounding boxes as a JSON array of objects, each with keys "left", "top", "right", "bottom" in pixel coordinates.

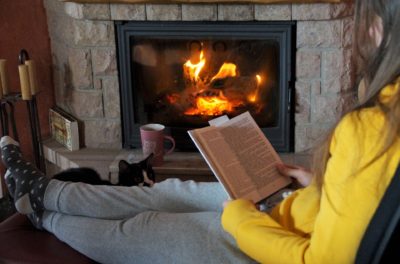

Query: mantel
[{"left": 63, "top": 0, "right": 347, "bottom": 4}]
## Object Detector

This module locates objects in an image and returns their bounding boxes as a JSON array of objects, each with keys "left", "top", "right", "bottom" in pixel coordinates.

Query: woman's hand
[{"left": 276, "top": 163, "right": 313, "bottom": 187}]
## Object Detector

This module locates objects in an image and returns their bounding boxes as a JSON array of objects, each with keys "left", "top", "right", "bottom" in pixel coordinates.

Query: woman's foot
[
  {"left": 4, "top": 169, "right": 16, "bottom": 198},
  {"left": 4, "top": 168, "right": 44, "bottom": 229},
  {"left": 27, "top": 211, "right": 44, "bottom": 230},
  {"left": 1, "top": 136, "right": 49, "bottom": 214}
]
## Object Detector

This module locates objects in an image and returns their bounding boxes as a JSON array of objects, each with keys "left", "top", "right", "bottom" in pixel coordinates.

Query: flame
[
  {"left": 256, "top": 74, "right": 262, "bottom": 83},
  {"left": 185, "top": 91, "right": 241, "bottom": 116},
  {"left": 248, "top": 74, "right": 262, "bottom": 103},
  {"left": 210, "top": 63, "right": 237, "bottom": 82},
  {"left": 184, "top": 51, "right": 206, "bottom": 82}
]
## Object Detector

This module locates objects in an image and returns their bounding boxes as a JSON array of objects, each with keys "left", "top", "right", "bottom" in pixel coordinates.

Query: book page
[
  {"left": 208, "top": 115, "right": 229, "bottom": 127},
  {"left": 191, "top": 112, "right": 291, "bottom": 203},
  {"left": 188, "top": 130, "right": 234, "bottom": 199}
]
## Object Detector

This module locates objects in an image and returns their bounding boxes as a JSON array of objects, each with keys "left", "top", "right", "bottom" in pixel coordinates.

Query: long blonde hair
[{"left": 312, "top": 0, "right": 400, "bottom": 189}]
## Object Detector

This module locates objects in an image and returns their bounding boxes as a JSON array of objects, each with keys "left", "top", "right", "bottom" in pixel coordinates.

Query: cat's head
[{"left": 118, "top": 154, "right": 155, "bottom": 187}]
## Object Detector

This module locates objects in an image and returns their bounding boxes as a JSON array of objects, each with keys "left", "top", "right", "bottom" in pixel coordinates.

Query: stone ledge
[
  {"left": 43, "top": 138, "right": 312, "bottom": 183},
  {"left": 43, "top": 138, "right": 216, "bottom": 182},
  {"left": 43, "top": 138, "right": 120, "bottom": 180}
]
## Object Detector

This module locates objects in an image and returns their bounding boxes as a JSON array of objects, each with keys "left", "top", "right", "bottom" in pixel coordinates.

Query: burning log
[
  {"left": 211, "top": 76, "right": 257, "bottom": 91},
  {"left": 210, "top": 76, "right": 258, "bottom": 101}
]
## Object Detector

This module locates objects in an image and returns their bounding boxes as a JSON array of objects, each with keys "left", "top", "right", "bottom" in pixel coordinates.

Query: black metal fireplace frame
[{"left": 116, "top": 21, "right": 295, "bottom": 152}]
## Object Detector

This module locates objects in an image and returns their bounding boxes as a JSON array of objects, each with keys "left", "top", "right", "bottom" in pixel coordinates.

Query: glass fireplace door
[
  {"left": 117, "top": 22, "right": 295, "bottom": 152},
  {"left": 132, "top": 37, "right": 280, "bottom": 128}
]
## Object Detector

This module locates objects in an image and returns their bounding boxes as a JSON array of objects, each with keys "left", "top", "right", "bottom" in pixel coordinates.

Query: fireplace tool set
[{"left": 0, "top": 49, "right": 45, "bottom": 173}]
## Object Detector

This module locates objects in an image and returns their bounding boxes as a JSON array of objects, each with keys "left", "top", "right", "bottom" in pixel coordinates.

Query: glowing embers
[{"left": 184, "top": 90, "right": 241, "bottom": 116}]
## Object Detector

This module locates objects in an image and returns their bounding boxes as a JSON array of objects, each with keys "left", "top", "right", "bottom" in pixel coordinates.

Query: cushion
[{"left": 0, "top": 213, "right": 96, "bottom": 264}]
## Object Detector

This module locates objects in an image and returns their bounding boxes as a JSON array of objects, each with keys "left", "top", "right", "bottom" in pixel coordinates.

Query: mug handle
[{"left": 163, "top": 135, "right": 175, "bottom": 155}]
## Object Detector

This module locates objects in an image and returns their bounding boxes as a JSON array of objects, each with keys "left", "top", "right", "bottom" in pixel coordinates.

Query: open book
[{"left": 188, "top": 111, "right": 291, "bottom": 203}]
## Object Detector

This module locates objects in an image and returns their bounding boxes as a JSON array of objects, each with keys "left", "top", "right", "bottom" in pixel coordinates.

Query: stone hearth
[
  {"left": 43, "top": 0, "right": 355, "bottom": 152},
  {"left": 43, "top": 138, "right": 311, "bottom": 181}
]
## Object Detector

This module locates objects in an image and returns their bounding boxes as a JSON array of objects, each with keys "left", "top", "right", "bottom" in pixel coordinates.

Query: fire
[
  {"left": 248, "top": 74, "right": 262, "bottom": 102},
  {"left": 210, "top": 63, "right": 237, "bottom": 82},
  {"left": 172, "top": 46, "right": 265, "bottom": 116},
  {"left": 185, "top": 91, "right": 242, "bottom": 116},
  {"left": 184, "top": 50, "right": 206, "bottom": 82}
]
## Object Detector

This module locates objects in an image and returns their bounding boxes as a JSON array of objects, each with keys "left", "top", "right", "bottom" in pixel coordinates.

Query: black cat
[{"left": 53, "top": 154, "right": 155, "bottom": 187}]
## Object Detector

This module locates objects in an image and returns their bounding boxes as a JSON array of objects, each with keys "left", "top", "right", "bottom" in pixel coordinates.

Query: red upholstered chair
[
  {"left": 1, "top": 165, "right": 399, "bottom": 263},
  {"left": 0, "top": 213, "right": 97, "bottom": 263}
]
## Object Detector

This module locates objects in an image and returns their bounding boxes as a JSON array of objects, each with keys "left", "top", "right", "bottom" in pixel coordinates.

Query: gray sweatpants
[{"left": 42, "top": 179, "right": 255, "bottom": 264}]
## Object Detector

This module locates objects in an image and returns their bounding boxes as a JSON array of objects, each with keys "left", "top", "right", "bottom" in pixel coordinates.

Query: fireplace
[
  {"left": 44, "top": 2, "right": 354, "bottom": 152},
  {"left": 117, "top": 21, "right": 295, "bottom": 152}
]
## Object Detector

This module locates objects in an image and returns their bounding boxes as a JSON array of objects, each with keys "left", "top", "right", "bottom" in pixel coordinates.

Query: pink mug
[{"left": 140, "top": 124, "right": 175, "bottom": 166}]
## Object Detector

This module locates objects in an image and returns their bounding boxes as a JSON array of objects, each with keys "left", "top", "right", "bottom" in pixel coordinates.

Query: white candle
[
  {"left": 0, "top": 59, "right": 9, "bottom": 95},
  {"left": 25, "top": 60, "right": 39, "bottom": 95},
  {"left": 19, "top": 65, "right": 32, "bottom": 100}
]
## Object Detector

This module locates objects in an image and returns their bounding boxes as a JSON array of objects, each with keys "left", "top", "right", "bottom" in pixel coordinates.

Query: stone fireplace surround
[{"left": 43, "top": 0, "right": 355, "bottom": 154}]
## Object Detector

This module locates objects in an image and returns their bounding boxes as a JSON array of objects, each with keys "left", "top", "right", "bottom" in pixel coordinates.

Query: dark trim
[{"left": 116, "top": 21, "right": 296, "bottom": 152}]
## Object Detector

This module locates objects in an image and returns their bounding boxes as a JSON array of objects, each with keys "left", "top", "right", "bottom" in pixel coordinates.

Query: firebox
[{"left": 116, "top": 21, "right": 295, "bottom": 152}]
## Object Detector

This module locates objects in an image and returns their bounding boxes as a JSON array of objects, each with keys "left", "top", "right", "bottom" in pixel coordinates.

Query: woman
[
  {"left": 222, "top": 0, "right": 400, "bottom": 263},
  {"left": 2, "top": 0, "right": 399, "bottom": 263}
]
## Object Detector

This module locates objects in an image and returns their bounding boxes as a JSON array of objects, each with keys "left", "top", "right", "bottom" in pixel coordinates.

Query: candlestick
[
  {"left": 0, "top": 59, "right": 9, "bottom": 95},
  {"left": 19, "top": 64, "right": 32, "bottom": 100},
  {"left": 25, "top": 60, "right": 39, "bottom": 95}
]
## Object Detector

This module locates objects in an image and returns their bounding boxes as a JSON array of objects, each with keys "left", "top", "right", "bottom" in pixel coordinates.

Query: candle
[
  {"left": 19, "top": 65, "right": 32, "bottom": 100},
  {"left": 25, "top": 60, "right": 39, "bottom": 95},
  {"left": 0, "top": 59, "right": 9, "bottom": 95}
]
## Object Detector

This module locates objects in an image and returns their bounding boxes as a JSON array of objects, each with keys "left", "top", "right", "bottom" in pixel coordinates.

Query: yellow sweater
[{"left": 221, "top": 81, "right": 400, "bottom": 264}]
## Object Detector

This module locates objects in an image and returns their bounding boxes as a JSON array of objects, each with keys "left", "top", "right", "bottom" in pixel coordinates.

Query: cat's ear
[{"left": 119, "top": 160, "right": 130, "bottom": 172}]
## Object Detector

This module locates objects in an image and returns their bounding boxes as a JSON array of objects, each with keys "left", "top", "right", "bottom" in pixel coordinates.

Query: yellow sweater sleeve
[
  {"left": 221, "top": 111, "right": 400, "bottom": 264},
  {"left": 222, "top": 199, "right": 310, "bottom": 264}
]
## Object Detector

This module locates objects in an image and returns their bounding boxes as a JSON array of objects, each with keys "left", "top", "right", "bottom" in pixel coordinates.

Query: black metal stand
[
  {"left": 0, "top": 93, "right": 45, "bottom": 173},
  {"left": 0, "top": 94, "right": 20, "bottom": 142},
  {"left": 0, "top": 49, "right": 45, "bottom": 173}
]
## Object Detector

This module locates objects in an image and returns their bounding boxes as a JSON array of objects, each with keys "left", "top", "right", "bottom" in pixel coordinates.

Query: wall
[{"left": 0, "top": 0, "right": 55, "bottom": 181}]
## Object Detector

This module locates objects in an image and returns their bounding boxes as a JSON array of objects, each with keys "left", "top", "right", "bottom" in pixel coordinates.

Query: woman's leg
[
  {"left": 1, "top": 135, "right": 228, "bottom": 220},
  {"left": 43, "top": 210, "right": 255, "bottom": 264},
  {"left": 44, "top": 178, "right": 228, "bottom": 219}
]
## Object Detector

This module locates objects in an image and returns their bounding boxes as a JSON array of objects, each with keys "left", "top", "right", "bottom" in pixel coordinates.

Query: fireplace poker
[{"left": 30, "top": 91, "right": 45, "bottom": 172}]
